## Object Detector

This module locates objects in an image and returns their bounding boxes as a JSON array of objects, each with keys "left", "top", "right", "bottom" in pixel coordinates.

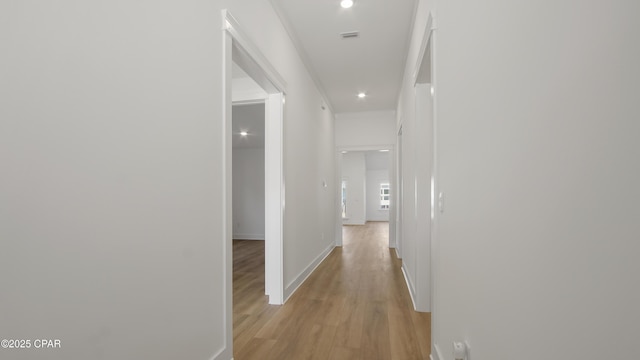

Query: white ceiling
[
  {"left": 232, "top": 63, "right": 266, "bottom": 149},
  {"left": 270, "top": 0, "right": 417, "bottom": 114},
  {"left": 232, "top": 103, "right": 265, "bottom": 149}
]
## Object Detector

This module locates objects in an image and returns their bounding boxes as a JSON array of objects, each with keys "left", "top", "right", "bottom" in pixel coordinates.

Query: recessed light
[
  {"left": 340, "top": 0, "right": 354, "bottom": 9},
  {"left": 379, "top": 149, "right": 389, "bottom": 152},
  {"left": 358, "top": 92, "right": 366, "bottom": 98},
  {"left": 240, "top": 131, "right": 248, "bottom": 137}
]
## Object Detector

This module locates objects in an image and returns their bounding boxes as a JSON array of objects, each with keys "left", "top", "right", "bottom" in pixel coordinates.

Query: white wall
[
  {"left": 366, "top": 170, "right": 389, "bottom": 221},
  {"left": 342, "top": 151, "right": 390, "bottom": 224},
  {"left": 365, "top": 151, "right": 390, "bottom": 222},
  {"left": 0, "top": 1, "right": 336, "bottom": 359},
  {"left": 341, "top": 152, "right": 366, "bottom": 225},
  {"left": 395, "top": 5, "right": 433, "bottom": 312},
  {"left": 399, "top": 1, "right": 640, "bottom": 359},
  {"left": 335, "top": 110, "right": 396, "bottom": 148},
  {"left": 232, "top": 148, "right": 265, "bottom": 240},
  {"left": 232, "top": 103, "right": 265, "bottom": 241},
  {"left": 221, "top": 0, "right": 340, "bottom": 321},
  {"left": 365, "top": 149, "right": 390, "bottom": 170},
  {"left": 335, "top": 110, "right": 397, "bottom": 245}
]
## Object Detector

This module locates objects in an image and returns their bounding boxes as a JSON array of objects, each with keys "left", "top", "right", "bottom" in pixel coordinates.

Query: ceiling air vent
[{"left": 340, "top": 31, "right": 360, "bottom": 39}]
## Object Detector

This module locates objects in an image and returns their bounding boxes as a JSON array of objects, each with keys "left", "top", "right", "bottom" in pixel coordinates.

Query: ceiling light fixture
[
  {"left": 379, "top": 149, "right": 389, "bottom": 152},
  {"left": 240, "top": 131, "right": 248, "bottom": 137},
  {"left": 358, "top": 92, "right": 366, "bottom": 98},
  {"left": 340, "top": 0, "right": 354, "bottom": 9}
]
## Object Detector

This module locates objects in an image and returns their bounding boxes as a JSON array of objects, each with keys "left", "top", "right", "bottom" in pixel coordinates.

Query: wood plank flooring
[{"left": 233, "top": 222, "right": 431, "bottom": 360}]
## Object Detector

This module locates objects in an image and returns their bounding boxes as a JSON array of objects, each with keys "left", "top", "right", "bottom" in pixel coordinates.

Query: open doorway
[
  {"left": 232, "top": 102, "right": 266, "bottom": 243},
  {"left": 231, "top": 100, "right": 268, "bottom": 336},
  {"left": 341, "top": 150, "right": 392, "bottom": 225},
  {"left": 223, "top": 10, "right": 287, "bottom": 358},
  {"left": 222, "top": 10, "right": 287, "bottom": 315},
  {"left": 338, "top": 148, "right": 394, "bottom": 245},
  {"left": 407, "top": 12, "right": 435, "bottom": 314}
]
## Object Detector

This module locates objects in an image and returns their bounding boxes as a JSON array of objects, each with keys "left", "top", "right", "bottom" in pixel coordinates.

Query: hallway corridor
[{"left": 233, "top": 222, "right": 431, "bottom": 360}]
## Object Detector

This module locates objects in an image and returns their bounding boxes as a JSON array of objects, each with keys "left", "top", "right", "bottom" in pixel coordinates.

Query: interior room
[{"left": 341, "top": 150, "right": 391, "bottom": 225}]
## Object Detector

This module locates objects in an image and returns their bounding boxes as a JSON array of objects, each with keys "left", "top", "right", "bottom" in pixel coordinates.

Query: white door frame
[
  {"left": 395, "top": 125, "right": 403, "bottom": 259},
  {"left": 222, "top": 10, "right": 286, "bottom": 316},
  {"left": 411, "top": 11, "right": 435, "bottom": 313},
  {"left": 335, "top": 145, "right": 395, "bottom": 248}
]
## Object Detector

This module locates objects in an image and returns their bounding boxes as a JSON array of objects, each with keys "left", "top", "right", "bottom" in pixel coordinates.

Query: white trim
[
  {"left": 220, "top": 29, "right": 234, "bottom": 360},
  {"left": 425, "top": 10, "right": 440, "bottom": 333},
  {"left": 411, "top": 9, "right": 436, "bottom": 315},
  {"left": 430, "top": 17, "right": 440, "bottom": 332},
  {"left": 413, "top": 83, "right": 432, "bottom": 313},
  {"left": 338, "top": 144, "right": 395, "bottom": 152},
  {"left": 394, "top": 0, "right": 422, "bottom": 109},
  {"left": 337, "top": 144, "right": 396, "bottom": 250},
  {"left": 395, "top": 124, "right": 403, "bottom": 259},
  {"left": 412, "top": 12, "right": 434, "bottom": 86},
  {"left": 284, "top": 243, "right": 335, "bottom": 301},
  {"left": 222, "top": 9, "right": 286, "bottom": 308},
  {"left": 335, "top": 149, "right": 343, "bottom": 247},
  {"left": 232, "top": 92, "right": 267, "bottom": 104},
  {"left": 265, "top": 93, "right": 285, "bottom": 305},
  {"left": 433, "top": 343, "right": 444, "bottom": 360},
  {"left": 222, "top": 10, "right": 287, "bottom": 93},
  {"left": 209, "top": 346, "right": 232, "bottom": 360},
  {"left": 342, "top": 220, "right": 366, "bottom": 226},
  {"left": 232, "top": 234, "right": 265, "bottom": 241},
  {"left": 401, "top": 263, "right": 418, "bottom": 311},
  {"left": 232, "top": 99, "right": 265, "bottom": 106}
]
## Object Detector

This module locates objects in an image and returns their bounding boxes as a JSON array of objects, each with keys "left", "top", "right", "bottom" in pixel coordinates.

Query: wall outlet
[{"left": 453, "top": 341, "right": 471, "bottom": 360}]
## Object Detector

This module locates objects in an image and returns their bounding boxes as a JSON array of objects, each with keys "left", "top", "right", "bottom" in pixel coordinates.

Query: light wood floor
[{"left": 233, "top": 221, "right": 431, "bottom": 360}]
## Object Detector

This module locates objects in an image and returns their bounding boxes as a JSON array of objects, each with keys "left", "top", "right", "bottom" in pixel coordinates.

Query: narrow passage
[{"left": 233, "top": 221, "right": 430, "bottom": 360}]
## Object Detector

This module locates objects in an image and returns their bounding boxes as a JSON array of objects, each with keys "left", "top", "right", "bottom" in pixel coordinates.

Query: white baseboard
[
  {"left": 209, "top": 346, "right": 232, "bottom": 360},
  {"left": 401, "top": 264, "right": 417, "bottom": 311},
  {"left": 342, "top": 219, "right": 366, "bottom": 225},
  {"left": 284, "top": 242, "right": 335, "bottom": 301},
  {"left": 232, "top": 233, "right": 265, "bottom": 240},
  {"left": 432, "top": 343, "right": 444, "bottom": 360}
]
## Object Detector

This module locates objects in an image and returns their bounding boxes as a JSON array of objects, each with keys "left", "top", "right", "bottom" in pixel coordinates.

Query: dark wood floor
[{"left": 233, "top": 222, "right": 431, "bottom": 360}]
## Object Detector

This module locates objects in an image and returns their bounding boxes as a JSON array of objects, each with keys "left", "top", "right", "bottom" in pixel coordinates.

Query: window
[
  {"left": 380, "top": 183, "right": 390, "bottom": 210},
  {"left": 341, "top": 180, "right": 348, "bottom": 218}
]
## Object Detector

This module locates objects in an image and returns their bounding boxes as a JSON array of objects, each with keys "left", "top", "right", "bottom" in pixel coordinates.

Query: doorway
[
  {"left": 223, "top": 10, "right": 287, "bottom": 313},
  {"left": 232, "top": 102, "right": 266, "bottom": 245},
  {"left": 396, "top": 126, "right": 403, "bottom": 259},
  {"left": 410, "top": 12, "right": 435, "bottom": 313},
  {"left": 336, "top": 147, "right": 395, "bottom": 248}
]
